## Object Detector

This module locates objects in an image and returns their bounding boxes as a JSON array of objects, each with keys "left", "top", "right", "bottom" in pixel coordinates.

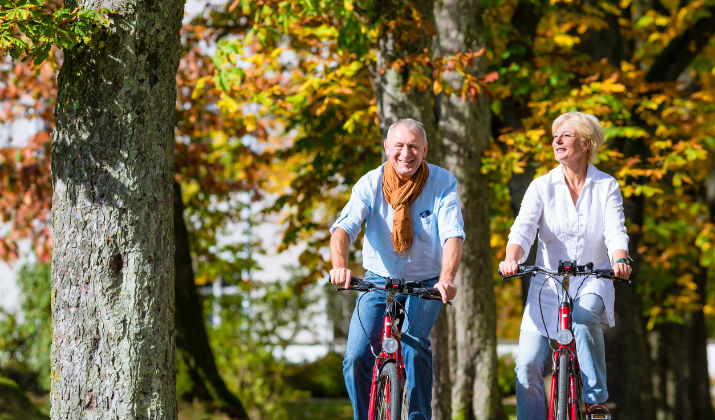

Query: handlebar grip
[
  {"left": 499, "top": 264, "right": 533, "bottom": 279},
  {"left": 594, "top": 269, "right": 631, "bottom": 284}
]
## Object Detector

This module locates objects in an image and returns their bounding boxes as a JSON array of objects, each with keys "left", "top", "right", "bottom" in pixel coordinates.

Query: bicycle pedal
[{"left": 588, "top": 414, "right": 611, "bottom": 420}]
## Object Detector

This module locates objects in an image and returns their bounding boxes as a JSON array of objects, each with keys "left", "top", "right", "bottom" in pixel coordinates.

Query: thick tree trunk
[
  {"left": 50, "top": 1, "right": 183, "bottom": 419},
  {"left": 430, "top": 309, "right": 453, "bottom": 420},
  {"left": 371, "top": 1, "right": 443, "bottom": 418},
  {"left": 492, "top": 1, "right": 542, "bottom": 306},
  {"left": 173, "top": 182, "right": 249, "bottom": 419},
  {"left": 605, "top": 132, "right": 654, "bottom": 420},
  {"left": 433, "top": 1, "right": 503, "bottom": 419},
  {"left": 645, "top": 263, "right": 714, "bottom": 420},
  {"left": 372, "top": 0, "right": 438, "bottom": 144}
]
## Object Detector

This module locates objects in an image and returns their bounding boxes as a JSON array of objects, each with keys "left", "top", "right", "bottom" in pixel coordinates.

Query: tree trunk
[
  {"left": 173, "top": 182, "right": 249, "bottom": 419},
  {"left": 492, "top": 0, "right": 543, "bottom": 306},
  {"left": 605, "top": 130, "right": 654, "bottom": 420},
  {"left": 433, "top": 1, "right": 503, "bottom": 419},
  {"left": 50, "top": 1, "right": 183, "bottom": 418},
  {"left": 371, "top": 1, "right": 443, "bottom": 417},
  {"left": 430, "top": 309, "right": 453, "bottom": 420},
  {"left": 372, "top": 0, "right": 438, "bottom": 144}
]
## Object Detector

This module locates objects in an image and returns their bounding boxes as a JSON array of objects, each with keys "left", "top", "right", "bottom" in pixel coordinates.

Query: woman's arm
[
  {"left": 499, "top": 243, "right": 526, "bottom": 276},
  {"left": 611, "top": 249, "right": 632, "bottom": 280}
]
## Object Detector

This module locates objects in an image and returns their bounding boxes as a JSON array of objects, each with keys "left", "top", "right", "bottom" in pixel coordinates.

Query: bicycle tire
[
  {"left": 372, "top": 361, "right": 401, "bottom": 420},
  {"left": 556, "top": 352, "right": 569, "bottom": 420}
]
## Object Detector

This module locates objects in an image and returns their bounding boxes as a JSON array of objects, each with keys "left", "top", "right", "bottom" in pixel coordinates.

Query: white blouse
[{"left": 508, "top": 164, "right": 629, "bottom": 337}]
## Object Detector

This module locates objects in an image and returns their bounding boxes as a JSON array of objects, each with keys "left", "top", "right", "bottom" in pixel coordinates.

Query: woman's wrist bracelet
[{"left": 615, "top": 257, "right": 632, "bottom": 265}]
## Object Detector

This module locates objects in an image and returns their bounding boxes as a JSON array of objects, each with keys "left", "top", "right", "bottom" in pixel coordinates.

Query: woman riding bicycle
[{"left": 498, "top": 111, "right": 632, "bottom": 419}]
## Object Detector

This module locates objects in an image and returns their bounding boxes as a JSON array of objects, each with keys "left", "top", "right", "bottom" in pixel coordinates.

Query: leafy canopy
[{"left": 0, "top": 0, "right": 110, "bottom": 64}]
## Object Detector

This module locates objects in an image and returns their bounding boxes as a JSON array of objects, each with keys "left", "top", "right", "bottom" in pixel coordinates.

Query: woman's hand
[
  {"left": 612, "top": 261, "right": 632, "bottom": 280},
  {"left": 499, "top": 259, "right": 520, "bottom": 276},
  {"left": 612, "top": 250, "right": 632, "bottom": 280},
  {"left": 500, "top": 244, "right": 525, "bottom": 276}
]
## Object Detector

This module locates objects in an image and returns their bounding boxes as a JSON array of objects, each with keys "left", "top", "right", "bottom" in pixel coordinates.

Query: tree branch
[{"left": 646, "top": 4, "right": 715, "bottom": 82}]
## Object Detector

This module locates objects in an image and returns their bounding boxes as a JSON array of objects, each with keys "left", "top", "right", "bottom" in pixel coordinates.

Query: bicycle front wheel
[
  {"left": 556, "top": 352, "right": 569, "bottom": 420},
  {"left": 372, "top": 361, "right": 401, "bottom": 420}
]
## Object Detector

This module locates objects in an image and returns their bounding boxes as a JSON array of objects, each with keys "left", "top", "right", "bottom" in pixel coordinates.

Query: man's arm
[
  {"left": 329, "top": 228, "right": 353, "bottom": 289},
  {"left": 435, "top": 237, "right": 462, "bottom": 303}
]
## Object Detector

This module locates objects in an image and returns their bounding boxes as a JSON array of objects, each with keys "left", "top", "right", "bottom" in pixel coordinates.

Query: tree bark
[
  {"left": 613, "top": 9, "right": 715, "bottom": 418},
  {"left": 430, "top": 309, "right": 453, "bottom": 420},
  {"left": 433, "top": 1, "right": 504, "bottom": 419},
  {"left": 372, "top": 0, "right": 438, "bottom": 144},
  {"left": 50, "top": 1, "right": 183, "bottom": 418},
  {"left": 370, "top": 1, "right": 445, "bottom": 418},
  {"left": 492, "top": 0, "right": 543, "bottom": 306},
  {"left": 173, "top": 182, "right": 249, "bottom": 419}
]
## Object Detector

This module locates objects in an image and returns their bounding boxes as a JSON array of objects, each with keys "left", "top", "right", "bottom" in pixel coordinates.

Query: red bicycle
[
  {"left": 336, "top": 277, "right": 445, "bottom": 420},
  {"left": 500, "top": 260, "right": 629, "bottom": 420}
]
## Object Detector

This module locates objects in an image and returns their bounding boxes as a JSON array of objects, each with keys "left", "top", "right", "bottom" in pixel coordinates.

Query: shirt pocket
[{"left": 415, "top": 212, "right": 434, "bottom": 242}]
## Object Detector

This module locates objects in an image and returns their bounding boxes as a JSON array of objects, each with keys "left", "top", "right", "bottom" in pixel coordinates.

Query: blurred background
[{"left": 0, "top": 0, "right": 713, "bottom": 419}]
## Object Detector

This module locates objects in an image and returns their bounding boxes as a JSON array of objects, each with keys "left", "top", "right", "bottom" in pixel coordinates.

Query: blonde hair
[{"left": 552, "top": 112, "right": 604, "bottom": 164}]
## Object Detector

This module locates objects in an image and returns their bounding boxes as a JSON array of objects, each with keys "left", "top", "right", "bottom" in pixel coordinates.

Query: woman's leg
[
  {"left": 515, "top": 329, "right": 551, "bottom": 420},
  {"left": 572, "top": 293, "right": 608, "bottom": 404}
]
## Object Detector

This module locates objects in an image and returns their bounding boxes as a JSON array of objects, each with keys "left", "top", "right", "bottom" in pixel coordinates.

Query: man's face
[{"left": 384, "top": 125, "right": 428, "bottom": 179}]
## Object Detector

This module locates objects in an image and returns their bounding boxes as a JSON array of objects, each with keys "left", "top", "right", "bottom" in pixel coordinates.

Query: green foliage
[
  {"left": 0, "top": 262, "right": 51, "bottom": 393},
  {"left": 0, "top": 0, "right": 111, "bottom": 64},
  {"left": 204, "top": 269, "right": 323, "bottom": 418},
  {"left": 497, "top": 354, "right": 516, "bottom": 397},
  {"left": 284, "top": 351, "right": 348, "bottom": 398},
  {"left": 0, "top": 375, "right": 48, "bottom": 420},
  {"left": 483, "top": 0, "right": 714, "bottom": 331}
]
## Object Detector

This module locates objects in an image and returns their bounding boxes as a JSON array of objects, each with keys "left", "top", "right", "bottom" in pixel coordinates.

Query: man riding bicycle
[{"left": 329, "top": 118, "right": 464, "bottom": 420}]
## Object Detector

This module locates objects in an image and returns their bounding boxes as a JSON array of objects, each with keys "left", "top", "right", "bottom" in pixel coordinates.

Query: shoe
[{"left": 585, "top": 402, "right": 611, "bottom": 420}]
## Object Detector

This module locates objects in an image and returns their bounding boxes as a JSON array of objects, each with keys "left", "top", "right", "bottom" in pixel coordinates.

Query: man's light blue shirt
[{"left": 330, "top": 162, "right": 465, "bottom": 281}]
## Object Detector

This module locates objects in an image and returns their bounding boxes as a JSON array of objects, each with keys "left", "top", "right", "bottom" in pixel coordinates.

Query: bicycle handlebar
[
  {"left": 498, "top": 261, "right": 631, "bottom": 284},
  {"left": 331, "top": 277, "right": 450, "bottom": 303}
]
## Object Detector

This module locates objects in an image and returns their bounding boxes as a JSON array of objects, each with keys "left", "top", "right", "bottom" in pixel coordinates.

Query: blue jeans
[
  {"left": 343, "top": 271, "right": 443, "bottom": 420},
  {"left": 515, "top": 293, "right": 608, "bottom": 420}
]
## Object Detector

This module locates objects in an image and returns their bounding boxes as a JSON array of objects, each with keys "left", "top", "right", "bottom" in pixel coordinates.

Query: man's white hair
[{"left": 386, "top": 118, "right": 427, "bottom": 144}]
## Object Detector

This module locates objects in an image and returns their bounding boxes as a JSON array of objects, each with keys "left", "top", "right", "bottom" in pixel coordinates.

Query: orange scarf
[{"left": 382, "top": 161, "right": 429, "bottom": 254}]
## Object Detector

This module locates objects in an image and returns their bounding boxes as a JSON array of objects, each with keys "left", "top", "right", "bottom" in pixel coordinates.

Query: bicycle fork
[
  {"left": 549, "top": 288, "right": 584, "bottom": 420},
  {"left": 368, "top": 292, "right": 404, "bottom": 419}
]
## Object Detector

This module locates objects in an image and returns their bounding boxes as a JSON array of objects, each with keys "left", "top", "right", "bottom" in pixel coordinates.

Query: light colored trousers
[{"left": 515, "top": 293, "right": 608, "bottom": 420}]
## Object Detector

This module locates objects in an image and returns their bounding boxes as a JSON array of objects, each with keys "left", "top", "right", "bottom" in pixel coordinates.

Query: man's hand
[
  {"left": 437, "top": 238, "right": 462, "bottom": 303},
  {"left": 435, "top": 280, "right": 457, "bottom": 303},
  {"left": 330, "top": 229, "right": 352, "bottom": 289},
  {"left": 330, "top": 267, "right": 353, "bottom": 289}
]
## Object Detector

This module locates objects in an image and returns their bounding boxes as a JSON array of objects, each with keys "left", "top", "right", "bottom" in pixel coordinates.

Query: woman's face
[{"left": 552, "top": 121, "right": 588, "bottom": 165}]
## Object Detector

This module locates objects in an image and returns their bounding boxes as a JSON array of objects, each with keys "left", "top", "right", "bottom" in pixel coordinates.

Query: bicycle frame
[
  {"left": 548, "top": 274, "right": 583, "bottom": 420},
  {"left": 337, "top": 277, "right": 444, "bottom": 420},
  {"left": 367, "top": 289, "right": 405, "bottom": 420},
  {"left": 500, "top": 261, "right": 628, "bottom": 420}
]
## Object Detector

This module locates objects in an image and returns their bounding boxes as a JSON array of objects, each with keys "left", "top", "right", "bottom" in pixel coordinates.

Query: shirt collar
[{"left": 552, "top": 163, "right": 595, "bottom": 185}]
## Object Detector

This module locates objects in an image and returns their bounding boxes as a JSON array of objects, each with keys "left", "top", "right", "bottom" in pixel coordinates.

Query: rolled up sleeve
[
  {"left": 603, "top": 179, "right": 629, "bottom": 263},
  {"left": 437, "top": 176, "right": 465, "bottom": 245},
  {"left": 330, "top": 176, "right": 372, "bottom": 244},
  {"left": 508, "top": 182, "right": 542, "bottom": 263}
]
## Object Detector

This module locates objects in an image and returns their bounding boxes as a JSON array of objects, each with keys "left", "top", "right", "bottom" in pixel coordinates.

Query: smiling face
[
  {"left": 384, "top": 123, "right": 428, "bottom": 179},
  {"left": 552, "top": 120, "right": 589, "bottom": 165}
]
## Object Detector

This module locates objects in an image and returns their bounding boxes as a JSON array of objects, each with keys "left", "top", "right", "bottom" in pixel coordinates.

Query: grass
[
  {"left": 282, "top": 398, "right": 353, "bottom": 420},
  {"left": 17, "top": 392, "right": 515, "bottom": 420}
]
